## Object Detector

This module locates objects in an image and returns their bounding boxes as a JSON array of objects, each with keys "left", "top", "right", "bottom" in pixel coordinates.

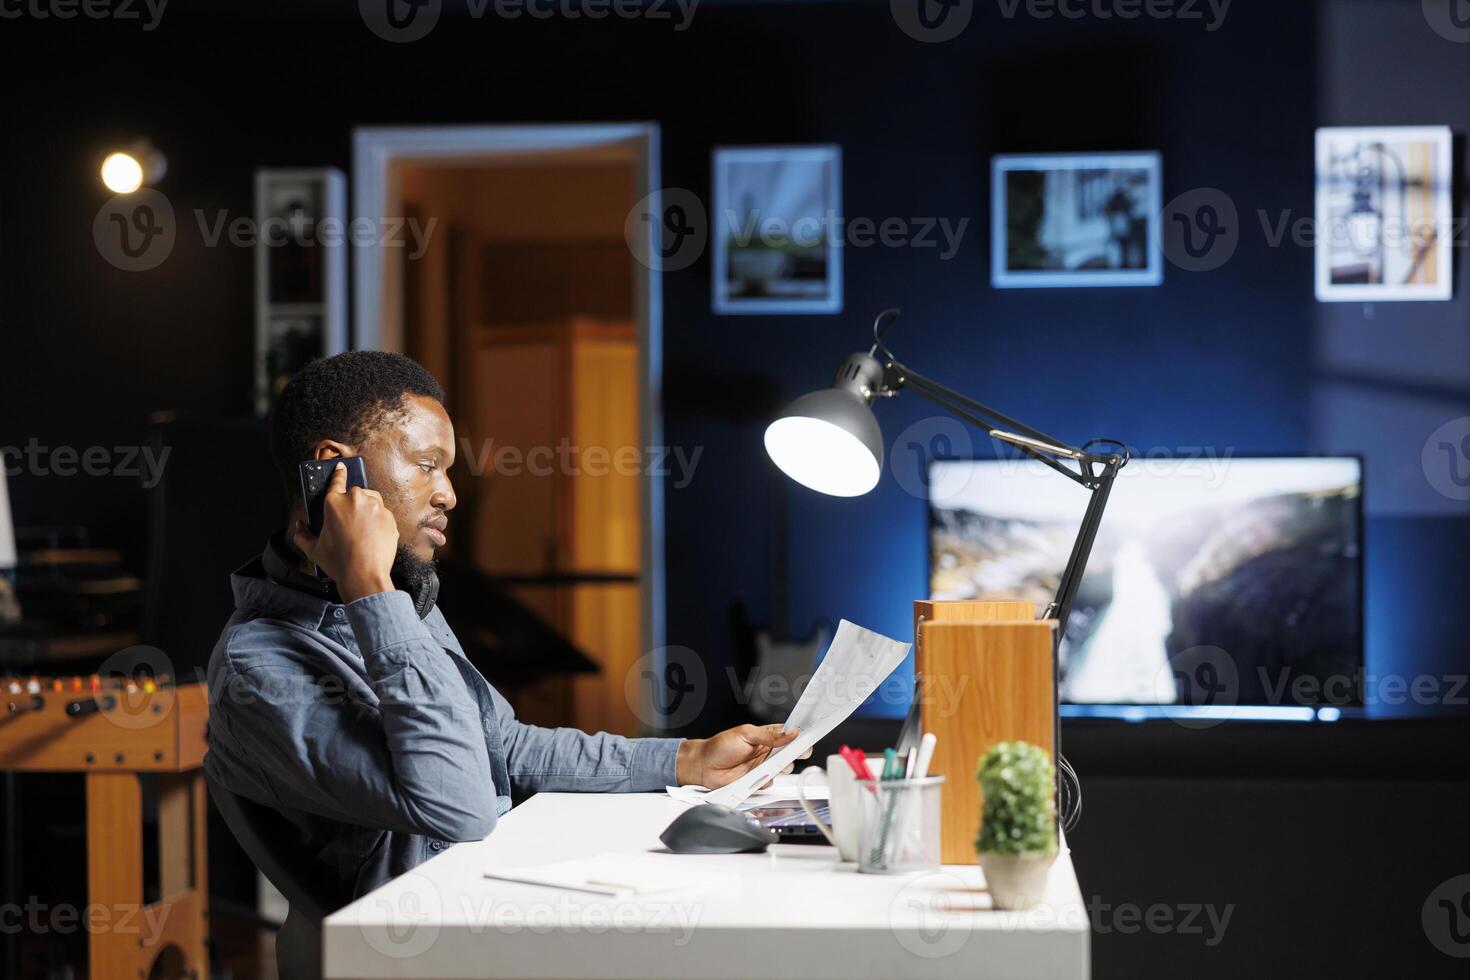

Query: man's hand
[
  {"left": 676, "top": 724, "right": 809, "bottom": 789},
  {"left": 290, "top": 462, "right": 399, "bottom": 603}
]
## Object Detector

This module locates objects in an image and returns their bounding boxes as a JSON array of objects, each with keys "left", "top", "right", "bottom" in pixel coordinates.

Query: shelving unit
[{"left": 253, "top": 168, "right": 347, "bottom": 416}]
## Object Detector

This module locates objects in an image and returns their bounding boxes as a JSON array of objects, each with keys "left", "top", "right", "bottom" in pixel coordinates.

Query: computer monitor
[{"left": 928, "top": 455, "right": 1363, "bottom": 717}]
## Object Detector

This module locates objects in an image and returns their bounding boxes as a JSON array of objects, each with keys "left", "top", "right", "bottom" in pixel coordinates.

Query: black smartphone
[{"left": 298, "top": 457, "right": 369, "bottom": 536}]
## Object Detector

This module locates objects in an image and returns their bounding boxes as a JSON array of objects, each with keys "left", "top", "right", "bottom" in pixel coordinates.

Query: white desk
[{"left": 323, "top": 791, "right": 1090, "bottom": 979}]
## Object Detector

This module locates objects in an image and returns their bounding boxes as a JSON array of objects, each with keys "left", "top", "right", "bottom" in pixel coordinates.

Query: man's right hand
[{"left": 291, "top": 461, "right": 399, "bottom": 603}]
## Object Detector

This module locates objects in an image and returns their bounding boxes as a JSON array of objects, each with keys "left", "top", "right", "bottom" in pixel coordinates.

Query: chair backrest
[
  {"left": 206, "top": 771, "right": 350, "bottom": 926},
  {"left": 142, "top": 416, "right": 285, "bottom": 674}
]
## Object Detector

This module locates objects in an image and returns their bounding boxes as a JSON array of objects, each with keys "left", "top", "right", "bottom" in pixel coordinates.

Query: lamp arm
[
  {"left": 888, "top": 356, "right": 1127, "bottom": 626},
  {"left": 888, "top": 363, "right": 1081, "bottom": 457},
  {"left": 892, "top": 365, "right": 1114, "bottom": 489},
  {"left": 1044, "top": 452, "right": 1122, "bottom": 629}
]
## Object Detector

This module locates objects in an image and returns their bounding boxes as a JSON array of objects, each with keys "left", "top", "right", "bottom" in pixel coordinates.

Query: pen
[
  {"left": 904, "top": 746, "right": 918, "bottom": 779},
  {"left": 838, "top": 745, "right": 873, "bottom": 781},
  {"left": 913, "top": 732, "right": 937, "bottom": 779},
  {"left": 872, "top": 748, "right": 902, "bottom": 867}
]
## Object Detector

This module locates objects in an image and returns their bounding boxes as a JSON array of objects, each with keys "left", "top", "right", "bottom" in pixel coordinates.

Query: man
[{"left": 204, "top": 351, "right": 799, "bottom": 976}]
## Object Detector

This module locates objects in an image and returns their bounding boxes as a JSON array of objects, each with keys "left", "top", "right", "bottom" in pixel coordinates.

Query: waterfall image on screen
[{"left": 927, "top": 457, "right": 1363, "bottom": 708}]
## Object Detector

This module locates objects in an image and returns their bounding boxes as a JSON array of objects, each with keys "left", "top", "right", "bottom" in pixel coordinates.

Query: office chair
[
  {"left": 206, "top": 772, "right": 353, "bottom": 980},
  {"left": 143, "top": 416, "right": 285, "bottom": 672}
]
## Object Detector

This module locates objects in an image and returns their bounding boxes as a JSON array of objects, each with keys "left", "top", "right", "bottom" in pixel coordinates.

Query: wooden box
[{"left": 914, "top": 600, "right": 1056, "bottom": 864}]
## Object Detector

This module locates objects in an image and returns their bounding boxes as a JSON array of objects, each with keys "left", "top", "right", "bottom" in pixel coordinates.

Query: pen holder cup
[{"left": 855, "top": 776, "right": 944, "bottom": 875}]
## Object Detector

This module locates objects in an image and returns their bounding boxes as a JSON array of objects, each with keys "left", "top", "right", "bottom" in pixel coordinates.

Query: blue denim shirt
[{"left": 203, "top": 557, "right": 681, "bottom": 901}]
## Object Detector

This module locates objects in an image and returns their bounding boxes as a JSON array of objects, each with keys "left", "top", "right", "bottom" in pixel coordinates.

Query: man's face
[{"left": 356, "top": 394, "right": 458, "bottom": 562}]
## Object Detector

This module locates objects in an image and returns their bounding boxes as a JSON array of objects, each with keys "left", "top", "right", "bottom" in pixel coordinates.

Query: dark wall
[{"left": 3, "top": 4, "right": 1470, "bottom": 978}]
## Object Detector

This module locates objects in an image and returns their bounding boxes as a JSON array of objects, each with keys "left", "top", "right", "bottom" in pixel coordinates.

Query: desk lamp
[{"left": 763, "top": 308, "right": 1130, "bottom": 829}]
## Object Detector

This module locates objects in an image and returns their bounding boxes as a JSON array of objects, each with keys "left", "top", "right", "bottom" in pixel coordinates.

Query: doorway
[{"left": 353, "top": 125, "right": 663, "bottom": 734}]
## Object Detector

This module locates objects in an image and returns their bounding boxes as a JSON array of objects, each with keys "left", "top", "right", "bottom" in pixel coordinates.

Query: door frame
[{"left": 352, "top": 123, "right": 666, "bottom": 719}]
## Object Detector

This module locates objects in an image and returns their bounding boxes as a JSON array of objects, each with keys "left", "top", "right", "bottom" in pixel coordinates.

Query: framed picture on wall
[
  {"left": 1314, "top": 126, "right": 1452, "bottom": 302},
  {"left": 712, "top": 145, "right": 842, "bottom": 314},
  {"left": 991, "top": 152, "right": 1163, "bottom": 288}
]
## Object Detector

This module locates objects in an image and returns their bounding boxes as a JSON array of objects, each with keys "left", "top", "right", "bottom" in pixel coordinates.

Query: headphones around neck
[{"left": 261, "top": 529, "right": 440, "bottom": 620}]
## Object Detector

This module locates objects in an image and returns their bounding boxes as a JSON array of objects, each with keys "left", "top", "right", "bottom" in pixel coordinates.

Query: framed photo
[
  {"left": 712, "top": 145, "right": 842, "bottom": 314},
  {"left": 991, "top": 152, "right": 1163, "bottom": 288},
  {"left": 1315, "top": 126, "right": 1452, "bottom": 302}
]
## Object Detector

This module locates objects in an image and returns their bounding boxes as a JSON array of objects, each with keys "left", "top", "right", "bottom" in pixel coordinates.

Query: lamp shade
[{"left": 764, "top": 387, "right": 884, "bottom": 496}]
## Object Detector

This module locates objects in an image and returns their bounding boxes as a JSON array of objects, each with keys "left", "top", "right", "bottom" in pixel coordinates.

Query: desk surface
[{"left": 323, "top": 791, "right": 1090, "bottom": 980}]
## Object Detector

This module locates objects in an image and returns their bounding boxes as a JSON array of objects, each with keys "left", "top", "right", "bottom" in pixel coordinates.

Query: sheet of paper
[
  {"left": 668, "top": 620, "right": 909, "bottom": 808},
  {"left": 485, "top": 853, "right": 736, "bottom": 897},
  {"left": 782, "top": 619, "right": 910, "bottom": 734}
]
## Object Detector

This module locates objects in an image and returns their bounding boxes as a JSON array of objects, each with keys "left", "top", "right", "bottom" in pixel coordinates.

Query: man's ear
[{"left": 310, "top": 440, "right": 355, "bottom": 461}]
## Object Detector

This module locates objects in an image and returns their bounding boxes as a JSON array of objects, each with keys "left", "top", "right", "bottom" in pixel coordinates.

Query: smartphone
[{"left": 298, "top": 457, "right": 369, "bottom": 536}]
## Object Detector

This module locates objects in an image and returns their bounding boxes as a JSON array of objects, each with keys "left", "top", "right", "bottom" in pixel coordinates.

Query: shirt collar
[{"left": 229, "top": 556, "right": 337, "bottom": 632}]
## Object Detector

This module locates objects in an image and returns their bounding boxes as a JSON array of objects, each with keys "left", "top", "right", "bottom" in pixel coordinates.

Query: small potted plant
[{"left": 976, "top": 741, "right": 1057, "bottom": 910}]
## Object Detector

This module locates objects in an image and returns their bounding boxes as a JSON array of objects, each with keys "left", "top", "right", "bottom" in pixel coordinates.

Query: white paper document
[
  {"left": 667, "top": 619, "right": 910, "bottom": 808},
  {"left": 485, "top": 853, "right": 737, "bottom": 898}
]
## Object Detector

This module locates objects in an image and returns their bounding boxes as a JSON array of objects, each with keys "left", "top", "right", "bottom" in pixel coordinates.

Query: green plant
[{"left": 976, "top": 741, "right": 1057, "bottom": 856}]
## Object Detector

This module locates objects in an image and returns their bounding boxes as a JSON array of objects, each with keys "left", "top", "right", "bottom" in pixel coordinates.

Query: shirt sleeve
[
  {"left": 212, "top": 589, "right": 499, "bottom": 841},
  {"left": 488, "top": 683, "right": 682, "bottom": 795}
]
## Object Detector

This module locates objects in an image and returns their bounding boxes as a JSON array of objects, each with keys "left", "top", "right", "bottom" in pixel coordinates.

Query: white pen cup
[{"left": 796, "top": 755, "right": 884, "bottom": 863}]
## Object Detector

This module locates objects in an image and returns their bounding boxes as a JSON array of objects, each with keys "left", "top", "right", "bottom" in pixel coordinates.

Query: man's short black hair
[{"left": 268, "top": 351, "right": 445, "bottom": 503}]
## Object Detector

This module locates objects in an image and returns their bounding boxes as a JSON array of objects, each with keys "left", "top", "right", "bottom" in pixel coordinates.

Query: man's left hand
[{"left": 676, "top": 724, "right": 810, "bottom": 788}]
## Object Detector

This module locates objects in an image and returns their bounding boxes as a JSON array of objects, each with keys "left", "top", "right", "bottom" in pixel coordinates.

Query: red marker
[{"left": 838, "top": 745, "right": 873, "bottom": 781}]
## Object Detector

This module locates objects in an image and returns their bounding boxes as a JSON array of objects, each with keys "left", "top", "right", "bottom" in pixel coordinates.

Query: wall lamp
[
  {"left": 100, "top": 140, "right": 167, "bottom": 195},
  {"left": 763, "top": 308, "right": 1131, "bottom": 826}
]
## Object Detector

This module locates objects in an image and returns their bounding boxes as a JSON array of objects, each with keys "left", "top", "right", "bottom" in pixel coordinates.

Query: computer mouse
[{"left": 659, "top": 804, "right": 778, "bottom": 854}]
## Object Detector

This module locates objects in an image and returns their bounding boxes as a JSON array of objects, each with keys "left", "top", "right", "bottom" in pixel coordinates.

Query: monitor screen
[
  {"left": 0, "top": 469, "right": 14, "bottom": 570},
  {"left": 928, "top": 456, "right": 1363, "bottom": 715}
]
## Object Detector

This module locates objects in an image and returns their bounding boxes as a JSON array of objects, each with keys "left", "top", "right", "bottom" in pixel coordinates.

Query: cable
[
  {"left": 1080, "top": 438, "right": 1133, "bottom": 469},
  {"left": 1058, "top": 752, "right": 1082, "bottom": 833},
  {"left": 869, "top": 307, "right": 902, "bottom": 361}
]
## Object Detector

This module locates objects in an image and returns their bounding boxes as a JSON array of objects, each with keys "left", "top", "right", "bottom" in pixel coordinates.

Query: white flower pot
[{"left": 979, "top": 850, "right": 1056, "bottom": 910}]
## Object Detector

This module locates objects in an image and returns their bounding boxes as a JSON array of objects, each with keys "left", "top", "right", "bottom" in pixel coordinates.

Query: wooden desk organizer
[{"left": 913, "top": 600, "right": 1057, "bottom": 865}]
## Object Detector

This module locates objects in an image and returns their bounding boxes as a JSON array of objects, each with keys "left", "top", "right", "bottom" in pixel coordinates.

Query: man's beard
[{"left": 390, "top": 544, "right": 438, "bottom": 601}]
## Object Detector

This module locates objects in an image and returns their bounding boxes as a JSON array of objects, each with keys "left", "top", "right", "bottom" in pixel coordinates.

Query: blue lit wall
[{"left": 658, "top": 1, "right": 1470, "bottom": 723}]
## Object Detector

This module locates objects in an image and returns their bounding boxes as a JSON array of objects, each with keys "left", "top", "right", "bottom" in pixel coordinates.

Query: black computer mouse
[{"left": 659, "top": 804, "right": 779, "bottom": 854}]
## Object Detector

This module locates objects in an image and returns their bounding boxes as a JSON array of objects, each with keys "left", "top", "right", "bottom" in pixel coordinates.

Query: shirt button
[
  {"left": 430, "top": 840, "right": 445, "bottom": 852},
  {"left": 334, "top": 608, "right": 345, "bottom": 620}
]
